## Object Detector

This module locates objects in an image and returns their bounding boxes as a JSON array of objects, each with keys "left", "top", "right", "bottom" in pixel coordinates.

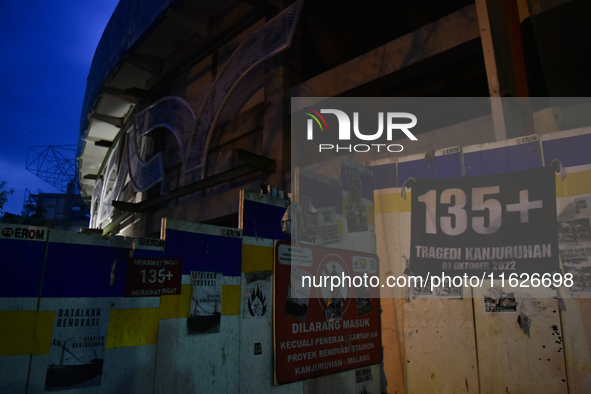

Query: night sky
[{"left": 0, "top": 1, "right": 119, "bottom": 215}]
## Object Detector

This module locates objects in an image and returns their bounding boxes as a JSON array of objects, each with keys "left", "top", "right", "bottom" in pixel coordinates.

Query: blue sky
[{"left": 0, "top": 1, "right": 119, "bottom": 215}]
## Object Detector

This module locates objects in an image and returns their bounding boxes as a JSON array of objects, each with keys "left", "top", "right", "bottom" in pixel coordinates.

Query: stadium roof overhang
[{"left": 77, "top": 0, "right": 274, "bottom": 200}]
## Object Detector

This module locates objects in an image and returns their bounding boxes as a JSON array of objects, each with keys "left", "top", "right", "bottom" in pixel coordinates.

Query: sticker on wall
[
  {"left": 434, "top": 286, "right": 463, "bottom": 298},
  {"left": 299, "top": 195, "right": 319, "bottom": 244},
  {"left": 343, "top": 162, "right": 371, "bottom": 234},
  {"left": 346, "top": 204, "right": 368, "bottom": 233},
  {"left": 413, "top": 282, "right": 463, "bottom": 299},
  {"left": 352, "top": 256, "right": 376, "bottom": 316},
  {"left": 318, "top": 206, "right": 340, "bottom": 244},
  {"left": 401, "top": 257, "right": 464, "bottom": 299},
  {"left": 243, "top": 271, "right": 272, "bottom": 319},
  {"left": 125, "top": 258, "right": 183, "bottom": 297},
  {"left": 355, "top": 367, "right": 373, "bottom": 394},
  {"left": 284, "top": 265, "right": 310, "bottom": 322},
  {"left": 44, "top": 302, "right": 110, "bottom": 390},
  {"left": 484, "top": 291, "right": 518, "bottom": 313},
  {"left": 557, "top": 194, "right": 591, "bottom": 293},
  {"left": 344, "top": 162, "right": 363, "bottom": 202},
  {"left": 188, "top": 271, "right": 222, "bottom": 334}
]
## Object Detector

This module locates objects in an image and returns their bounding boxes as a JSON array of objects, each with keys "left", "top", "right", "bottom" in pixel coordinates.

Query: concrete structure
[{"left": 78, "top": 0, "right": 590, "bottom": 238}]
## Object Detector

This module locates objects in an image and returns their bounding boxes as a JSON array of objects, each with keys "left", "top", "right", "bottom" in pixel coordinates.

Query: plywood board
[{"left": 473, "top": 285, "right": 568, "bottom": 393}]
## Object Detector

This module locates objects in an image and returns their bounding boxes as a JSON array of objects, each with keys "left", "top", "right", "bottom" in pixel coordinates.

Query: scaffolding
[{"left": 25, "top": 145, "right": 77, "bottom": 193}]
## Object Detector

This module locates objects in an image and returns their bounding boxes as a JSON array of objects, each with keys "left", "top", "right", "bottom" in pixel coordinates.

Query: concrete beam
[
  {"left": 90, "top": 113, "right": 124, "bottom": 128},
  {"left": 291, "top": 4, "right": 479, "bottom": 98}
]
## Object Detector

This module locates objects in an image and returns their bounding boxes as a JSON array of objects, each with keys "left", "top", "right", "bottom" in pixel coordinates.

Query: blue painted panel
[
  {"left": 0, "top": 238, "right": 45, "bottom": 297},
  {"left": 542, "top": 133, "right": 591, "bottom": 168},
  {"left": 133, "top": 248, "right": 165, "bottom": 259},
  {"left": 42, "top": 243, "right": 133, "bottom": 298},
  {"left": 464, "top": 142, "right": 542, "bottom": 177},
  {"left": 361, "top": 170, "right": 374, "bottom": 200},
  {"left": 242, "top": 199, "right": 290, "bottom": 241},
  {"left": 164, "top": 229, "right": 241, "bottom": 276},
  {"left": 398, "top": 153, "right": 462, "bottom": 186},
  {"left": 370, "top": 163, "right": 397, "bottom": 190}
]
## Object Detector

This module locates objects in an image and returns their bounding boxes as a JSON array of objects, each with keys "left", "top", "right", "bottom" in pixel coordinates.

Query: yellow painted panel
[
  {"left": 0, "top": 311, "right": 54, "bottom": 355},
  {"left": 221, "top": 285, "right": 241, "bottom": 315},
  {"left": 34, "top": 313, "right": 54, "bottom": 355},
  {"left": 106, "top": 285, "right": 192, "bottom": 349},
  {"left": 242, "top": 244, "right": 274, "bottom": 273},
  {"left": 375, "top": 192, "right": 411, "bottom": 214},
  {"left": 106, "top": 308, "right": 161, "bottom": 348},
  {"left": 556, "top": 171, "right": 591, "bottom": 198},
  {"left": 160, "top": 285, "right": 192, "bottom": 320}
]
